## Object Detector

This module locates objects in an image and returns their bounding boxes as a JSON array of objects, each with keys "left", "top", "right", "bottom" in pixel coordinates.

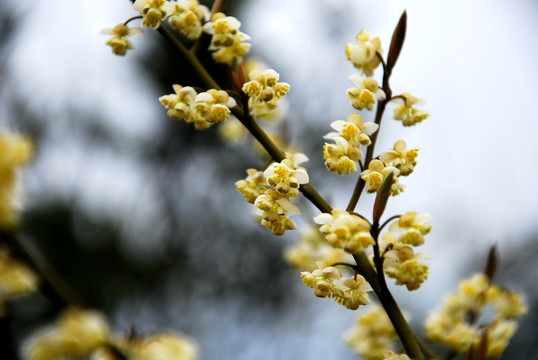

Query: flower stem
[
  {"left": 371, "top": 222, "right": 424, "bottom": 360},
  {"left": 346, "top": 53, "right": 393, "bottom": 212},
  {"left": 123, "top": 15, "right": 143, "bottom": 26}
]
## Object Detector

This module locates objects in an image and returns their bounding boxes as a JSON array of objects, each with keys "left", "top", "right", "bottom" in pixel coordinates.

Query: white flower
[
  {"left": 345, "top": 30, "right": 382, "bottom": 76},
  {"left": 347, "top": 75, "right": 385, "bottom": 111},
  {"left": 202, "top": 12, "right": 251, "bottom": 64},
  {"left": 314, "top": 209, "right": 374, "bottom": 254},
  {"left": 263, "top": 155, "right": 309, "bottom": 197},
  {"left": 194, "top": 89, "right": 236, "bottom": 124},
  {"left": 133, "top": 0, "right": 175, "bottom": 28},
  {"left": 379, "top": 139, "right": 419, "bottom": 176},
  {"left": 391, "top": 93, "right": 430, "bottom": 126},
  {"left": 100, "top": 24, "right": 143, "bottom": 56},
  {"left": 168, "top": 0, "right": 209, "bottom": 40},
  {"left": 242, "top": 69, "right": 290, "bottom": 119},
  {"left": 360, "top": 159, "right": 399, "bottom": 193}
]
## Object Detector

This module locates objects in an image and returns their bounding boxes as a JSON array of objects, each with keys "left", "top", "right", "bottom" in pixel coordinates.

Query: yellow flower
[
  {"left": 388, "top": 211, "right": 432, "bottom": 246},
  {"left": 360, "top": 160, "right": 399, "bottom": 193},
  {"left": 194, "top": 89, "right": 236, "bottom": 124},
  {"left": 93, "top": 332, "right": 199, "bottom": 360},
  {"left": 325, "top": 114, "right": 379, "bottom": 147},
  {"left": 263, "top": 153, "right": 309, "bottom": 197},
  {"left": 314, "top": 209, "right": 374, "bottom": 254},
  {"left": 254, "top": 189, "right": 300, "bottom": 235},
  {"left": 347, "top": 75, "right": 385, "bottom": 111},
  {"left": 379, "top": 139, "right": 419, "bottom": 176},
  {"left": 242, "top": 69, "right": 290, "bottom": 119},
  {"left": 168, "top": 0, "right": 209, "bottom": 40},
  {"left": 424, "top": 273, "right": 527, "bottom": 356},
  {"left": 332, "top": 276, "right": 372, "bottom": 310},
  {"left": 133, "top": 0, "right": 175, "bottom": 28},
  {"left": 301, "top": 261, "right": 372, "bottom": 310},
  {"left": 382, "top": 350, "right": 411, "bottom": 360},
  {"left": 202, "top": 13, "right": 251, "bottom": 64},
  {"left": 382, "top": 242, "right": 430, "bottom": 291},
  {"left": 346, "top": 30, "right": 382, "bottom": 76},
  {"left": 159, "top": 84, "right": 202, "bottom": 125},
  {"left": 23, "top": 307, "right": 109, "bottom": 359},
  {"left": 486, "top": 319, "right": 518, "bottom": 358},
  {"left": 345, "top": 305, "right": 399, "bottom": 360},
  {"left": 235, "top": 168, "right": 267, "bottom": 204},
  {"left": 391, "top": 93, "right": 429, "bottom": 126},
  {"left": 323, "top": 136, "right": 359, "bottom": 175},
  {"left": 101, "top": 23, "right": 143, "bottom": 56},
  {"left": 0, "top": 130, "right": 33, "bottom": 229}
]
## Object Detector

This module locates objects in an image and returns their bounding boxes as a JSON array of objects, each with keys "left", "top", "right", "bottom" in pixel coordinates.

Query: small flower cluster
[
  {"left": 378, "top": 212, "right": 432, "bottom": 291},
  {"left": 360, "top": 159, "right": 401, "bottom": 195},
  {"left": 301, "top": 262, "right": 372, "bottom": 310},
  {"left": 0, "top": 130, "right": 33, "bottom": 229},
  {"left": 323, "top": 114, "right": 379, "bottom": 175},
  {"left": 169, "top": 0, "right": 209, "bottom": 40},
  {"left": 347, "top": 75, "right": 385, "bottom": 111},
  {"left": 100, "top": 24, "right": 143, "bottom": 56},
  {"left": 23, "top": 307, "right": 199, "bottom": 360},
  {"left": 159, "top": 85, "right": 236, "bottom": 130},
  {"left": 236, "top": 154, "right": 309, "bottom": 235},
  {"left": 23, "top": 307, "right": 110, "bottom": 359},
  {"left": 382, "top": 351, "right": 411, "bottom": 360},
  {"left": 0, "top": 247, "right": 38, "bottom": 316},
  {"left": 360, "top": 139, "right": 419, "bottom": 196},
  {"left": 284, "top": 225, "right": 352, "bottom": 272},
  {"left": 134, "top": 0, "right": 175, "bottom": 29},
  {"left": 345, "top": 305, "right": 399, "bottom": 360},
  {"left": 425, "top": 273, "right": 527, "bottom": 357},
  {"left": 202, "top": 12, "right": 251, "bottom": 64},
  {"left": 346, "top": 30, "right": 382, "bottom": 77},
  {"left": 103, "top": 1, "right": 249, "bottom": 61},
  {"left": 391, "top": 93, "right": 429, "bottom": 127},
  {"left": 379, "top": 139, "right": 419, "bottom": 177},
  {"left": 242, "top": 69, "right": 290, "bottom": 119},
  {"left": 314, "top": 209, "right": 374, "bottom": 254},
  {"left": 93, "top": 332, "right": 198, "bottom": 360}
]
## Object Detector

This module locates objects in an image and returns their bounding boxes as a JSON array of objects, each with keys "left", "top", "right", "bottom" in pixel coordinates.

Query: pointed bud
[
  {"left": 387, "top": 10, "right": 407, "bottom": 71},
  {"left": 484, "top": 245, "right": 499, "bottom": 283}
]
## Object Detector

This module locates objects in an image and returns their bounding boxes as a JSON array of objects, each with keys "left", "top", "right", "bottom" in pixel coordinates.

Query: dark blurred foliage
[{"left": 1, "top": 0, "right": 298, "bottom": 358}]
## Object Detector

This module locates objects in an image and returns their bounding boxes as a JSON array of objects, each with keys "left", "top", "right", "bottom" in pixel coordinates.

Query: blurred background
[{"left": 0, "top": 0, "right": 537, "bottom": 359}]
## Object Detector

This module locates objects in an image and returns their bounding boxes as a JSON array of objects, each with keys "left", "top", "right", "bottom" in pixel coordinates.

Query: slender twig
[
  {"left": 416, "top": 336, "right": 440, "bottom": 360},
  {"left": 379, "top": 214, "right": 401, "bottom": 232},
  {"left": 346, "top": 51, "right": 393, "bottom": 212},
  {"left": 156, "top": 23, "right": 221, "bottom": 90},
  {"left": 370, "top": 222, "right": 424, "bottom": 360},
  {"left": 123, "top": 15, "right": 142, "bottom": 26},
  {"left": 330, "top": 262, "right": 359, "bottom": 270}
]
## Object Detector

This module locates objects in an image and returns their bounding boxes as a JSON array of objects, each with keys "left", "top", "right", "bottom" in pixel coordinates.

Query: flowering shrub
[{"left": 0, "top": 1, "right": 528, "bottom": 360}]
